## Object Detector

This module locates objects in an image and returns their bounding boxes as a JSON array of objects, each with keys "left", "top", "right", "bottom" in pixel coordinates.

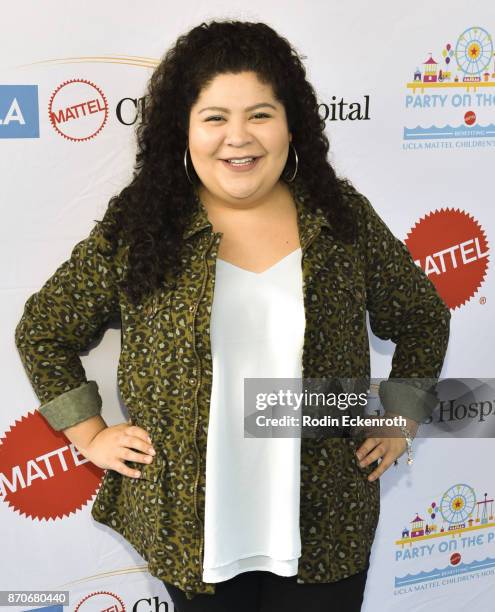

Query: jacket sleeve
[
  {"left": 14, "top": 223, "right": 123, "bottom": 431},
  {"left": 348, "top": 185, "right": 451, "bottom": 423}
]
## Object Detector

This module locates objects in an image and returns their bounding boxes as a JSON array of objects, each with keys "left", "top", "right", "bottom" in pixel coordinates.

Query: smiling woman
[
  {"left": 186, "top": 71, "right": 304, "bottom": 273},
  {"left": 189, "top": 71, "right": 292, "bottom": 205},
  {"left": 14, "top": 17, "right": 450, "bottom": 612}
]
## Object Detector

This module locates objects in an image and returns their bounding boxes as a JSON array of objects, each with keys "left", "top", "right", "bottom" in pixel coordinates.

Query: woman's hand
[
  {"left": 355, "top": 411, "right": 419, "bottom": 481},
  {"left": 82, "top": 421, "right": 156, "bottom": 479},
  {"left": 355, "top": 435, "right": 407, "bottom": 481}
]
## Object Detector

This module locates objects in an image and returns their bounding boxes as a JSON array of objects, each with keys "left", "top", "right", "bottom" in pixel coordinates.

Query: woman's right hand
[{"left": 84, "top": 421, "right": 156, "bottom": 478}]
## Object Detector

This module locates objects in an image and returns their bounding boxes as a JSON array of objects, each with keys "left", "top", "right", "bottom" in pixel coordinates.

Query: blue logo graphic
[{"left": 0, "top": 85, "right": 39, "bottom": 138}]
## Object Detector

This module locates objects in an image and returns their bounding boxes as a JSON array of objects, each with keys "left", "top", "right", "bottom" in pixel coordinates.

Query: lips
[
  {"left": 220, "top": 156, "right": 262, "bottom": 172},
  {"left": 221, "top": 156, "right": 260, "bottom": 162}
]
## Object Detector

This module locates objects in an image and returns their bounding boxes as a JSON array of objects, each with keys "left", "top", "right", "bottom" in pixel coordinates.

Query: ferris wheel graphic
[
  {"left": 440, "top": 483, "right": 476, "bottom": 526},
  {"left": 455, "top": 26, "right": 493, "bottom": 76}
]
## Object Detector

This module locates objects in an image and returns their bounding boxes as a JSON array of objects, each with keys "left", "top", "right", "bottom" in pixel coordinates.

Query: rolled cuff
[
  {"left": 38, "top": 380, "right": 103, "bottom": 431},
  {"left": 378, "top": 379, "right": 438, "bottom": 423}
]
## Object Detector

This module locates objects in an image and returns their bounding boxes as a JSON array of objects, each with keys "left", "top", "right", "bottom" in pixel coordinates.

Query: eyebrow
[{"left": 198, "top": 102, "right": 277, "bottom": 114}]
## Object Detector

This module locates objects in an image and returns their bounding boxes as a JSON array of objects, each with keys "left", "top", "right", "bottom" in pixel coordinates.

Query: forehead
[{"left": 194, "top": 71, "right": 277, "bottom": 105}]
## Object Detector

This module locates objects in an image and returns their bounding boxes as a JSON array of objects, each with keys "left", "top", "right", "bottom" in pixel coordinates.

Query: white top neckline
[{"left": 216, "top": 247, "right": 302, "bottom": 276}]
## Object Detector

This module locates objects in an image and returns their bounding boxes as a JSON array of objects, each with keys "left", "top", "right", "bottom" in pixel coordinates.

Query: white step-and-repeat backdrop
[{"left": 2, "top": 2, "right": 494, "bottom": 610}]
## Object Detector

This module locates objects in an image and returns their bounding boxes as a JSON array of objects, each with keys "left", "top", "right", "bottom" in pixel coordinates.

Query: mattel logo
[
  {"left": 0, "top": 411, "right": 104, "bottom": 520},
  {"left": 0, "top": 85, "right": 39, "bottom": 138},
  {"left": 48, "top": 79, "right": 108, "bottom": 142},
  {"left": 405, "top": 208, "right": 490, "bottom": 309}
]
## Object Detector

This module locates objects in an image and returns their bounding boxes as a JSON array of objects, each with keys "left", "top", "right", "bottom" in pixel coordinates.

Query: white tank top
[{"left": 202, "top": 247, "right": 305, "bottom": 583}]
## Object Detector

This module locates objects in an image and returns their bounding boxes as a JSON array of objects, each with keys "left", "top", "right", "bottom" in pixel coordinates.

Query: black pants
[{"left": 163, "top": 557, "right": 370, "bottom": 612}]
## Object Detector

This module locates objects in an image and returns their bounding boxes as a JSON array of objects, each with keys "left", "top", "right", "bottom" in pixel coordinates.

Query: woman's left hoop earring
[
  {"left": 283, "top": 143, "right": 298, "bottom": 183},
  {"left": 184, "top": 145, "right": 193, "bottom": 184}
]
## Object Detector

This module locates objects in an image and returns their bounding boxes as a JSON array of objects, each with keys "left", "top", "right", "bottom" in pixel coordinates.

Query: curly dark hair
[{"left": 99, "top": 18, "right": 358, "bottom": 305}]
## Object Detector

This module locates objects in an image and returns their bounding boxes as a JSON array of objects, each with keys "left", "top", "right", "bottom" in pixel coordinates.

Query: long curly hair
[{"left": 99, "top": 19, "right": 358, "bottom": 305}]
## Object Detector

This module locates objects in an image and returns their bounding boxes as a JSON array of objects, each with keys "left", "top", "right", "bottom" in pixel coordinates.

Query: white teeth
[{"left": 226, "top": 157, "right": 255, "bottom": 164}]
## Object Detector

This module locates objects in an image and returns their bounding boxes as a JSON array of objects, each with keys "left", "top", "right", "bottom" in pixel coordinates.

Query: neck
[
  {"left": 195, "top": 181, "right": 296, "bottom": 232},
  {"left": 198, "top": 180, "right": 293, "bottom": 212}
]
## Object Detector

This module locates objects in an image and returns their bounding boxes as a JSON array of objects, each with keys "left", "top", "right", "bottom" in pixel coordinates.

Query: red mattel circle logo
[
  {"left": 0, "top": 411, "right": 104, "bottom": 519},
  {"left": 48, "top": 78, "right": 109, "bottom": 141},
  {"left": 450, "top": 552, "right": 461, "bottom": 566},
  {"left": 464, "top": 111, "right": 476, "bottom": 125},
  {"left": 75, "top": 591, "right": 125, "bottom": 611},
  {"left": 464, "top": 110, "right": 476, "bottom": 126},
  {"left": 405, "top": 209, "right": 489, "bottom": 310}
]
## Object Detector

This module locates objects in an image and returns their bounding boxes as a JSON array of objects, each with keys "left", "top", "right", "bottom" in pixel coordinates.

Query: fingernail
[
  {"left": 150, "top": 448, "right": 156, "bottom": 455},
  {"left": 147, "top": 436, "right": 152, "bottom": 443},
  {"left": 135, "top": 471, "right": 141, "bottom": 478}
]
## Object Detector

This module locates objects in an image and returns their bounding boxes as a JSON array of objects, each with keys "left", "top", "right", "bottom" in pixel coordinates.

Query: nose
[{"left": 223, "top": 117, "right": 254, "bottom": 146}]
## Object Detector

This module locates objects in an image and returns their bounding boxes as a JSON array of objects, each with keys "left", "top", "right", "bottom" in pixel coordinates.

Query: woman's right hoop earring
[
  {"left": 184, "top": 145, "right": 194, "bottom": 184},
  {"left": 283, "top": 143, "right": 298, "bottom": 183}
]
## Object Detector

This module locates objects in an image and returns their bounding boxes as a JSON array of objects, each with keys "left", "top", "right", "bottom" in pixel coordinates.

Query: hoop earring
[
  {"left": 184, "top": 145, "right": 193, "bottom": 184},
  {"left": 283, "top": 142, "right": 298, "bottom": 183}
]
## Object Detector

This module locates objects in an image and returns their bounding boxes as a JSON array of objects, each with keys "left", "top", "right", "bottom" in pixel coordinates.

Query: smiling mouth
[{"left": 220, "top": 156, "right": 262, "bottom": 170}]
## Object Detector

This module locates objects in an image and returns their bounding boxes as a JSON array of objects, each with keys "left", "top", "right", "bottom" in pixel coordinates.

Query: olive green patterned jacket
[{"left": 15, "top": 178, "right": 450, "bottom": 600}]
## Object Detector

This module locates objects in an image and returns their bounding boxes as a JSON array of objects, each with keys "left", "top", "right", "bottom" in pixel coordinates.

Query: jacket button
[
  {"left": 189, "top": 377, "right": 197, "bottom": 385},
  {"left": 189, "top": 305, "right": 195, "bottom": 312}
]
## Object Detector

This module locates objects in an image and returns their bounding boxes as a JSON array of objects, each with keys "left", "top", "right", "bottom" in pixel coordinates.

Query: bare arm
[{"left": 63, "top": 414, "right": 108, "bottom": 455}]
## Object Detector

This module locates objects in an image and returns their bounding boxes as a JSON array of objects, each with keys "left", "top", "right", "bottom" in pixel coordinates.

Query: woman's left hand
[
  {"left": 354, "top": 411, "right": 419, "bottom": 481},
  {"left": 355, "top": 435, "right": 407, "bottom": 481}
]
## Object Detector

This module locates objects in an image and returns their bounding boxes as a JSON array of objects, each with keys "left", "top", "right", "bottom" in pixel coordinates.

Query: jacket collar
[{"left": 181, "top": 178, "right": 332, "bottom": 243}]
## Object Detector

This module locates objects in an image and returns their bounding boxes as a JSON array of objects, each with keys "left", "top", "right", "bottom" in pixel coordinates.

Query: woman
[{"left": 15, "top": 19, "right": 450, "bottom": 612}]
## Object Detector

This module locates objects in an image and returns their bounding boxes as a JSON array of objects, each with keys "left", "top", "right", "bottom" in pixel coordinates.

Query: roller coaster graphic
[{"left": 395, "top": 483, "right": 494, "bottom": 547}]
